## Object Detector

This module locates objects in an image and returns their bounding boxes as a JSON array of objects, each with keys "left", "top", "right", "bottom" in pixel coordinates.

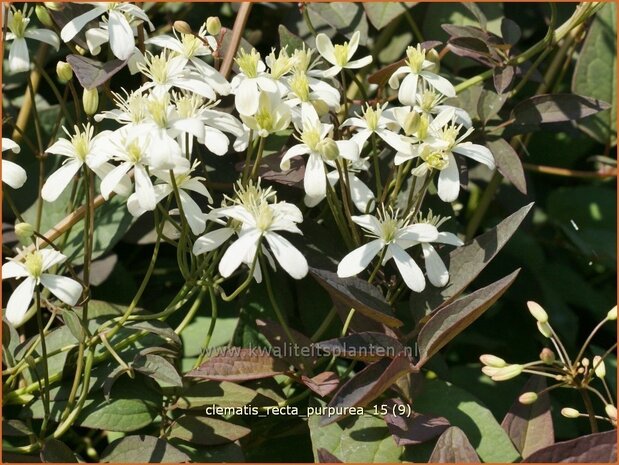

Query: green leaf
[
  {"left": 417, "top": 270, "right": 520, "bottom": 366},
  {"left": 363, "top": 3, "right": 408, "bottom": 30},
  {"left": 172, "top": 381, "right": 276, "bottom": 410},
  {"left": 428, "top": 427, "right": 480, "bottom": 462},
  {"left": 307, "top": 3, "right": 369, "bottom": 44},
  {"left": 309, "top": 398, "right": 404, "bottom": 462},
  {"left": 572, "top": 3, "right": 617, "bottom": 146},
  {"left": 133, "top": 354, "right": 183, "bottom": 388},
  {"left": 168, "top": 415, "right": 251, "bottom": 446},
  {"left": 278, "top": 25, "right": 305, "bottom": 52},
  {"left": 40, "top": 439, "right": 79, "bottom": 463},
  {"left": 182, "top": 316, "right": 237, "bottom": 358},
  {"left": 101, "top": 435, "right": 190, "bottom": 463},
  {"left": 412, "top": 378, "right": 521, "bottom": 462}
]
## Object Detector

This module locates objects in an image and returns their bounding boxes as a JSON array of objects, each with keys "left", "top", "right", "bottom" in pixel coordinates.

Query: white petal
[
  {"left": 435, "top": 231, "right": 464, "bottom": 247},
  {"left": 337, "top": 239, "right": 383, "bottom": 278},
  {"left": 202, "top": 127, "right": 229, "bottom": 156},
  {"left": 108, "top": 10, "right": 135, "bottom": 60},
  {"left": 388, "top": 66, "right": 411, "bottom": 89},
  {"left": 421, "top": 243, "right": 449, "bottom": 287},
  {"left": 8, "top": 38, "right": 30, "bottom": 74},
  {"left": 176, "top": 77, "right": 216, "bottom": 101},
  {"left": 349, "top": 175, "right": 375, "bottom": 213},
  {"left": 420, "top": 71, "right": 456, "bottom": 98},
  {"left": 218, "top": 229, "right": 261, "bottom": 278},
  {"left": 92, "top": 162, "right": 132, "bottom": 197},
  {"left": 281, "top": 144, "right": 310, "bottom": 170},
  {"left": 351, "top": 215, "right": 382, "bottom": 235},
  {"left": 264, "top": 233, "right": 308, "bottom": 279},
  {"left": 24, "top": 29, "right": 60, "bottom": 51},
  {"left": 85, "top": 27, "right": 109, "bottom": 55},
  {"left": 46, "top": 138, "right": 77, "bottom": 158},
  {"left": 100, "top": 162, "right": 131, "bottom": 200},
  {"left": 398, "top": 223, "right": 439, "bottom": 243},
  {"left": 2, "top": 261, "right": 29, "bottom": 280},
  {"left": 134, "top": 165, "right": 156, "bottom": 211},
  {"left": 179, "top": 190, "right": 206, "bottom": 235},
  {"left": 437, "top": 154, "right": 460, "bottom": 202},
  {"left": 41, "top": 160, "right": 82, "bottom": 202},
  {"left": 304, "top": 153, "right": 326, "bottom": 199},
  {"left": 315, "top": 34, "right": 336, "bottom": 65},
  {"left": 2, "top": 138, "right": 20, "bottom": 153},
  {"left": 60, "top": 7, "right": 105, "bottom": 42},
  {"left": 40, "top": 249, "right": 67, "bottom": 271},
  {"left": 347, "top": 31, "right": 361, "bottom": 59},
  {"left": 5, "top": 277, "right": 36, "bottom": 326},
  {"left": 377, "top": 129, "right": 413, "bottom": 155},
  {"left": 453, "top": 143, "right": 496, "bottom": 170},
  {"left": 390, "top": 244, "right": 425, "bottom": 292},
  {"left": 40, "top": 274, "right": 82, "bottom": 306},
  {"left": 346, "top": 55, "right": 373, "bottom": 69},
  {"left": 234, "top": 80, "right": 260, "bottom": 116},
  {"left": 193, "top": 228, "right": 235, "bottom": 255},
  {"left": 2, "top": 160, "right": 27, "bottom": 189},
  {"left": 335, "top": 140, "right": 360, "bottom": 162},
  {"left": 398, "top": 73, "right": 419, "bottom": 106}
]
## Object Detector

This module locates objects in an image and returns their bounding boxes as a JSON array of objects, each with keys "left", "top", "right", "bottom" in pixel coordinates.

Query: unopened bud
[
  {"left": 173, "top": 21, "right": 192, "bottom": 35},
  {"left": 528, "top": 301, "right": 549, "bottom": 323},
  {"left": 593, "top": 355, "right": 606, "bottom": 378},
  {"left": 518, "top": 392, "right": 538, "bottom": 405},
  {"left": 318, "top": 138, "right": 339, "bottom": 161},
  {"left": 312, "top": 100, "right": 330, "bottom": 117},
  {"left": 44, "top": 2, "right": 62, "bottom": 11},
  {"left": 403, "top": 112, "right": 420, "bottom": 136},
  {"left": 607, "top": 306, "right": 617, "bottom": 321},
  {"left": 426, "top": 48, "right": 441, "bottom": 73},
  {"left": 581, "top": 357, "right": 590, "bottom": 368},
  {"left": 491, "top": 364, "right": 523, "bottom": 382},
  {"left": 561, "top": 407, "right": 580, "bottom": 418},
  {"left": 83, "top": 88, "right": 99, "bottom": 116},
  {"left": 540, "top": 348, "right": 556, "bottom": 364},
  {"left": 537, "top": 321, "right": 552, "bottom": 338},
  {"left": 15, "top": 222, "right": 34, "bottom": 244},
  {"left": 479, "top": 354, "right": 507, "bottom": 368},
  {"left": 481, "top": 366, "right": 500, "bottom": 377},
  {"left": 206, "top": 16, "right": 221, "bottom": 36},
  {"left": 417, "top": 114, "right": 429, "bottom": 140},
  {"left": 605, "top": 404, "right": 617, "bottom": 422},
  {"left": 35, "top": 5, "right": 53, "bottom": 27},
  {"left": 56, "top": 61, "right": 73, "bottom": 84}
]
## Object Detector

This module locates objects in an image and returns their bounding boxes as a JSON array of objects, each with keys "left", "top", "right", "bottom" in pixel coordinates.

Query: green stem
[
  {"left": 194, "top": 284, "right": 219, "bottom": 368},
  {"left": 35, "top": 288, "right": 51, "bottom": 438},
  {"left": 250, "top": 137, "right": 266, "bottom": 181}
]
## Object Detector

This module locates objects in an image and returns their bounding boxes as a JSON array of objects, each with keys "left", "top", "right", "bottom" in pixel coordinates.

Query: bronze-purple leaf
[
  {"left": 316, "top": 448, "right": 343, "bottom": 463},
  {"left": 486, "top": 137, "right": 526, "bottom": 194},
  {"left": 429, "top": 426, "right": 481, "bottom": 463},
  {"left": 320, "top": 354, "right": 415, "bottom": 426},
  {"left": 501, "top": 376, "right": 554, "bottom": 458},
  {"left": 511, "top": 94, "right": 611, "bottom": 126},
  {"left": 524, "top": 430, "right": 616, "bottom": 462},
  {"left": 301, "top": 372, "right": 340, "bottom": 397},
  {"left": 66, "top": 54, "right": 128, "bottom": 90},
  {"left": 383, "top": 398, "right": 450, "bottom": 446},
  {"left": 168, "top": 415, "right": 251, "bottom": 446},
  {"left": 256, "top": 319, "right": 317, "bottom": 372},
  {"left": 416, "top": 269, "right": 520, "bottom": 367},
  {"left": 186, "top": 348, "right": 290, "bottom": 382},
  {"left": 494, "top": 65, "right": 515, "bottom": 94},
  {"left": 314, "top": 332, "right": 406, "bottom": 362},
  {"left": 310, "top": 267, "right": 403, "bottom": 328}
]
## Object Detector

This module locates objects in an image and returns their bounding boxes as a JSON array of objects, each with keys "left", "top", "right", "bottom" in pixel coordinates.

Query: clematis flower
[
  {"left": 389, "top": 45, "right": 456, "bottom": 106},
  {"left": 337, "top": 209, "right": 439, "bottom": 291},
  {"left": 231, "top": 48, "right": 279, "bottom": 116},
  {"left": 60, "top": 2, "right": 153, "bottom": 60},
  {"left": 41, "top": 124, "right": 125, "bottom": 202},
  {"left": 281, "top": 105, "right": 359, "bottom": 205},
  {"left": 207, "top": 181, "right": 308, "bottom": 279},
  {"left": 240, "top": 92, "right": 291, "bottom": 138},
  {"left": 2, "top": 248, "right": 82, "bottom": 326},
  {"left": 284, "top": 70, "right": 341, "bottom": 123},
  {"left": 323, "top": 158, "right": 375, "bottom": 213},
  {"left": 342, "top": 104, "right": 413, "bottom": 155},
  {"left": 315, "top": 31, "right": 372, "bottom": 78},
  {"left": 5, "top": 5, "right": 60, "bottom": 74},
  {"left": 2, "top": 138, "right": 27, "bottom": 189}
]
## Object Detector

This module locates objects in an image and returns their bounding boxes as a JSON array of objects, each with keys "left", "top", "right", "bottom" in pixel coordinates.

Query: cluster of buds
[{"left": 480, "top": 301, "right": 617, "bottom": 428}]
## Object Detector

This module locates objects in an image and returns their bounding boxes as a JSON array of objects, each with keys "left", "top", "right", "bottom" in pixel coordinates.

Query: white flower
[
  {"left": 41, "top": 124, "right": 122, "bottom": 202},
  {"left": 321, "top": 158, "right": 375, "bottom": 213},
  {"left": 60, "top": 2, "right": 153, "bottom": 60},
  {"left": 281, "top": 105, "right": 358, "bottom": 205},
  {"left": 2, "top": 138, "right": 27, "bottom": 189},
  {"left": 389, "top": 45, "right": 456, "bottom": 106},
  {"left": 406, "top": 111, "right": 495, "bottom": 202},
  {"left": 5, "top": 5, "right": 60, "bottom": 74},
  {"left": 284, "top": 70, "right": 341, "bottom": 123},
  {"left": 411, "top": 88, "right": 472, "bottom": 128},
  {"left": 315, "top": 31, "right": 372, "bottom": 78},
  {"left": 337, "top": 209, "right": 439, "bottom": 292},
  {"left": 240, "top": 91, "right": 291, "bottom": 138},
  {"left": 203, "top": 181, "right": 308, "bottom": 279},
  {"left": 231, "top": 48, "right": 279, "bottom": 116},
  {"left": 95, "top": 88, "right": 149, "bottom": 126},
  {"left": 342, "top": 104, "right": 413, "bottom": 155},
  {"left": 2, "top": 248, "right": 82, "bottom": 326}
]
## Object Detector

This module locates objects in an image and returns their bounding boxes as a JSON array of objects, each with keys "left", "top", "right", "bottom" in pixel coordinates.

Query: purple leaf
[
  {"left": 383, "top": 398, "right": 450, "bottom": 446},
  {"left": 256, "top": 319, "right": 316, "bottom": 372},
  {"left": 314, "top": 332, "right": 406, "bottom": 362},
  {"left": 429, "top": 426, "right": 481, "bottom": 462},
  {"left": 316, "top": 448, "right": 343, "bottom": 463},
  {"left": 66, "top": 54, "right": 128, "bottom": 90},
  {"left": 493, "top": 65, "right": 515, "bottom": 94},
  {"left": 486, "top": 137, "right": 526, "bottom": 194},
  {"left": 301, "top": 372, "right": 340, "bottom": 397},
  {"left": 524, "top": 430, "right": 616, "bottom": 462},
  {"left": 511, "top": 94, "right": 611, "bottom": 126}
]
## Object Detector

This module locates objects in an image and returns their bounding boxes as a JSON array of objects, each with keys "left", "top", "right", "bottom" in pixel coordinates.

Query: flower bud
[
  {"left": 56, "top": 61, "right": 73, "bottom": 84},
  {"left": 607, "top": 306, "right": 617, "bottom": 321},
  {"left": 537, "top": 321, "right": 552, "bottom": 338},
  {"left": 312, "top": 100, "right": 330, "bottom": 117},
  {"left": 481, "top": 366, "right": 500, "bottom": 377},
  {"left": 518, "top": 392, "right": 538, "bottom": 405},
  {"left": 479, "top": 354, "right": 507, "bottom": 368},
  {"left": 173, "top": 20, "right": 192, "bottom": 35},
  {"left": 35, "top": 5, "right": 54, "bottom": 27},
  {"left": 593, "top": 355, "right": 606, "bottom": 378},
  {"left": 539, "top": 348, "right": 556, "bottom": 364},
  {"left": 561, "top": 407, "right": 580, "bottom": 418},
  {"left": 83, "top": 88, "right": 99, "bottom": 116},
  {"left": 206, "top": 16, "right": 221, "bottom": 36},
  {"left": 44, "top": 2, "right": 63, "bottom": 11},
  {"left": 318, "top": 138, "right": 339, "bottom": 161},
  {"left": 403, "top": 112, "right": 420, "bottom": 136},
  {"left": 528, "top": 301, "right": 549, "bottom": 323},
  {"left": 75, "top": 45, "right": 87, "bottom": 56},
  {"left": 581, "top": 357, "right": 590, "bottom": 368},
  {"left": 417, "top": 115, "right": 429, "bottom": 140},
  {"left": 491, "top": 364, "right": 523, "bottom": 381},
  {"left": 605, "top": 404, "right": 617, "bottom": 422},
  {"left": 426, "top": 48, "right": 441, "bottom": 73},
  {"left": 15, "top": 222, "right": 34, "bottom": 245}
]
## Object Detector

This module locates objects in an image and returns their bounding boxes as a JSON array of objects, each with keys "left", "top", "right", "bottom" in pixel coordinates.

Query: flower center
[
  {"left": 254, "top": 202, "right": 274, "bottom": 232},
  {"left": 289, "top": 72, "right": 310, "bottom": 102},
  {"left": 421, "top": 148, "right": 449, "bottom": 170},
  {"left": 380, "top": 218, "right": 400, "bottom": 243},
  {"left": 439, "top": 125, "right": 459, "bottom": 150},
  {"left": 301, "top": 126, "right": 322, "bottom": 151},
  {"left": 333, "top": 43, "right": 350, "bottom": 67},
  {"left": 293, "top": 48, "right": 313, "bottom": 73},
  {"left": 24, "top": 251, "right": 43, "bottom": 278},
  {"left": 126, "top": 140, "right": 143, "bottom": 163},
  {"left": 181, "top": 34, "right": 202, "bottom": 57},
  {"left": 419, "top": 90, "right": 438, "bottom": 112},
  {"left": 175, "top": 94, "right": 201, "bottom": 119},
  {"left": 146, "top": 54, "right": 170, "bottom": 84},
  {"left": 254, "top": 107, "right": 274, "bottom": 132},
  {"left": 71, "top": 131, "right": 91, "bottom": 161},
  {"left": 363, "top": 106, "right": 382, "bottom": 132},
  {"left": 235, "top": 49, "right": 261, "bottom": 78},
  {"left": 9, "top": 9, "right": 29, "bottom": 38},
  {"left": 267, "top": 49, "right": 294, "bottom": 79},
  {"left": 406, "top": 45, "right": 426, "bottom": 74},
  {"left": 147, "top": 95, "right": 170, "bottom": 128}
]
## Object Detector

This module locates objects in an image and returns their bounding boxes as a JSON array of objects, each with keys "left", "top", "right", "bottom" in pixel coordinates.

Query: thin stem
[
  {"left": 194, "top": 284, "right": 219, "bottom": 368},
  {"left": 35, "top": 288, "right": 51, "bottom": 438},
  {"left": 579, "top": 387, "right": 599, "bottom": 433},
  {"left": 250, "top": 136, "right": 266, "bottom": 180},
  {"left": 340, "top": 308, "right": 356, "bottom": 337},
  {"left": 310, "top": 306, "right": 337, "bottom": 342},
  {"left": 575, "top": 318, "right": 610, "bottom": 365},
  {"left": 370, "top": 134, "right": 383, "bottom": 196}
]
